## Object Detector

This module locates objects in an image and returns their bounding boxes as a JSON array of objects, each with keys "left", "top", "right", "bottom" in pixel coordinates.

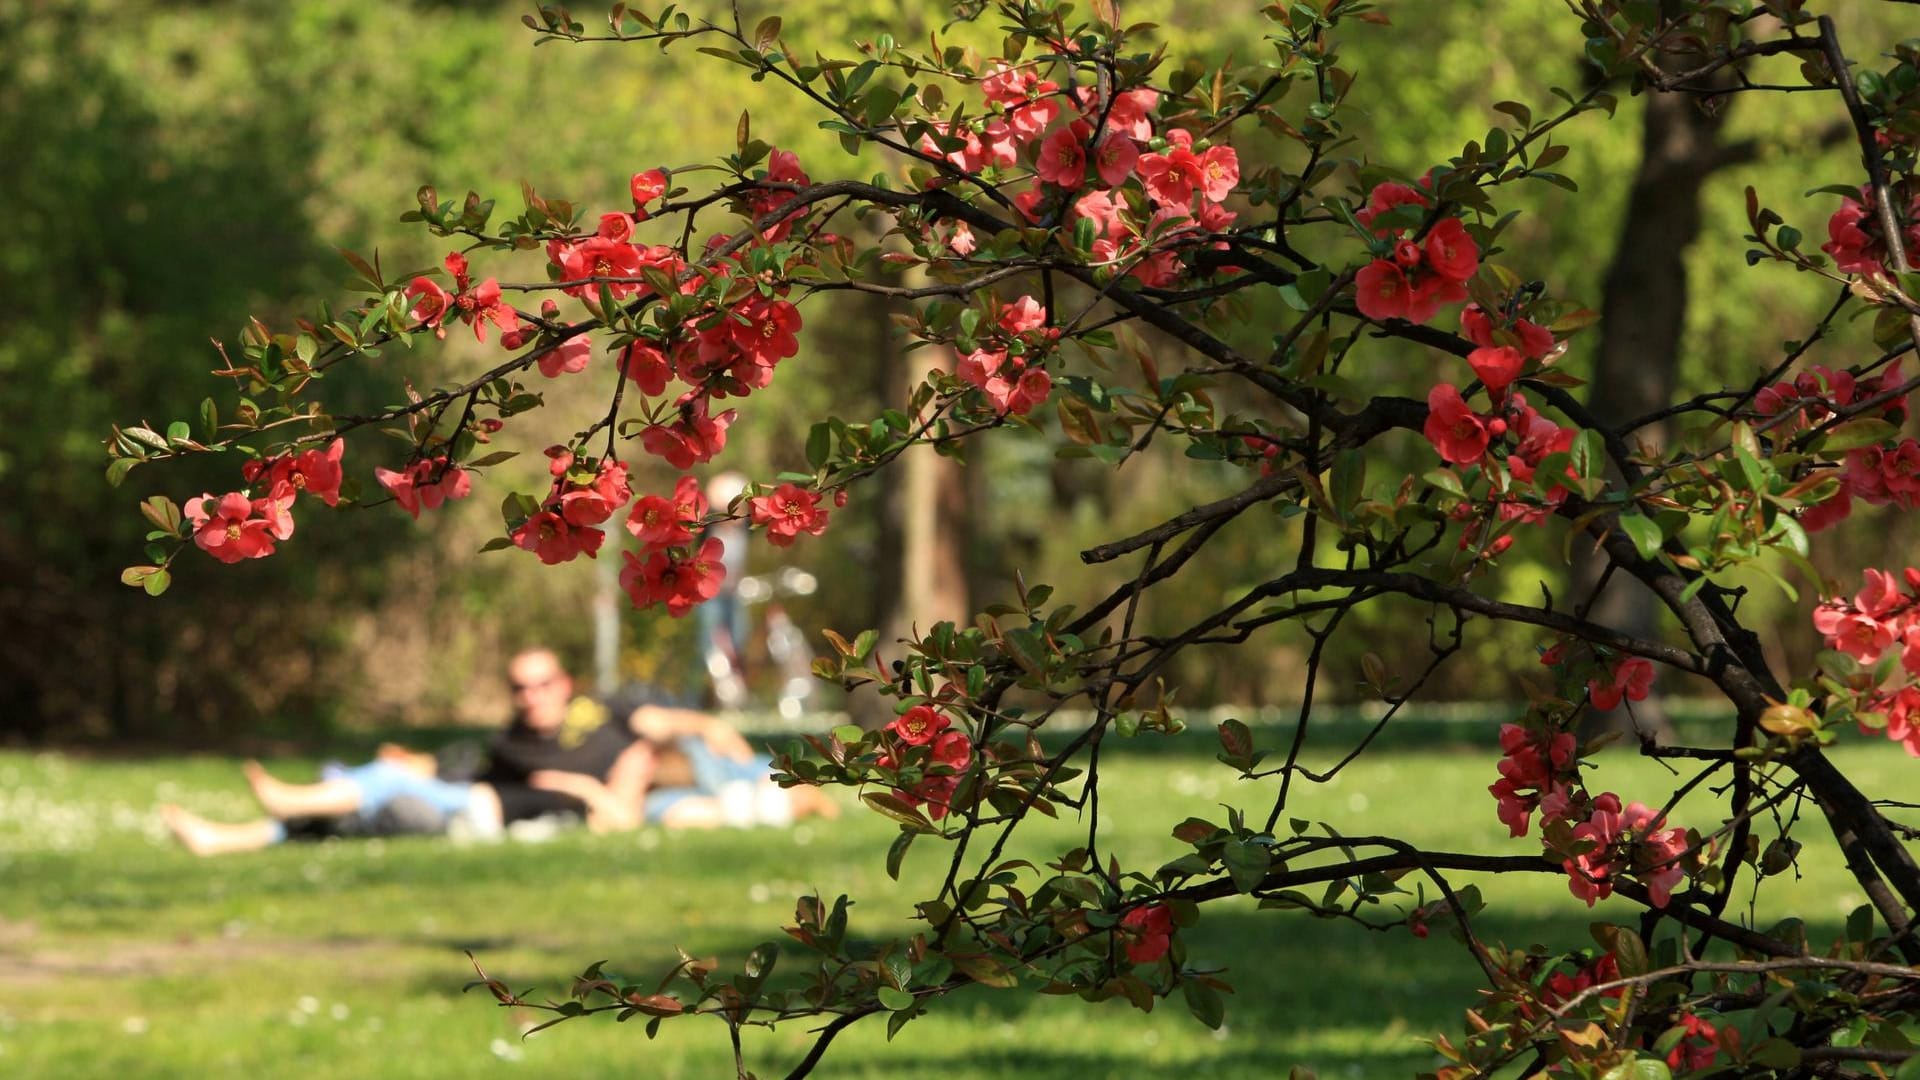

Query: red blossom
[
  {"left": 1422, "top": 218, "right": 1479, "bottom": 282},
  {"left": 1355, "top": 259, "right": 1414, "bottom": 322},
  {"left": 1036, "top": 124, "right": 1088, "bottom": 189},
  {"left": 1588, "top": 656, "right": 1656, "bottom": 711},
  {"left": 750, "top": 483, "right": 830, "bottom": 546},
  {"left": 246, "top": 438, "right": 345, "bottom": 507},
  {"left": 186, "top": 490, "right": 290, "bottom": 563},
  {"left": 1120, "top": 903, "right": 1174, "bottom": 964},
  {"left": 619, "top": 536, "right": 727, "bottom": 616},
  {"left": 1468, "top": 345, "right": 1525, "bottom": 400},
  {"left": 630, "top": 168, "right": 668, "bottom": 215},
  {"left": 1138, "top": 142, "right": 1205, "bottom": 206},
  {"left": 888, "top": 705, "right": 950, "bottom": 746},
  {"left": 1423, "top": 383, "right": 1489, "bottom": 465}
]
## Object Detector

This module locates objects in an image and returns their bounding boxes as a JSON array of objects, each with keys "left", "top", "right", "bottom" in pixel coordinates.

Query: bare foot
[
  {"left": 243, "top": 760, "right": 301, "bottom": 819},
  {"left": 160, "top": 804, "right": 278, "bottom": 857}
]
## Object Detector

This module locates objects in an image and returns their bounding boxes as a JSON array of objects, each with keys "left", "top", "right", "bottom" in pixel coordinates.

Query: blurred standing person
[{"left": 700, "top": 471, "right": 752, "bottom": 706}]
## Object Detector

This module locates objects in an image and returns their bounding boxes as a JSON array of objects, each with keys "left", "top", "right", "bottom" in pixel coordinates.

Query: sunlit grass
[{"left": 0, "top": 730, "right": 1901, "bottom": 1078}]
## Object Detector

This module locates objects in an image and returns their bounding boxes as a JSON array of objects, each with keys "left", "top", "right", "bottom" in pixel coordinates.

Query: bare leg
[
  {"left": 606, "top": 743, "right": 657, "bottom": 818},
  {"left": 786, "top": 784, "right": 841, "bottom": 821},
  {"left": 159, "top": 805, "right": 282, "bottom": 857},
  {"left": 243, "top": 761, "right": 362, "bottom": 820}
]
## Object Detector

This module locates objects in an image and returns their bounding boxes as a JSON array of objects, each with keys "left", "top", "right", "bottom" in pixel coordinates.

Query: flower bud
[{"left": 545, "top": 445, "right": 575, "bottom": 477}]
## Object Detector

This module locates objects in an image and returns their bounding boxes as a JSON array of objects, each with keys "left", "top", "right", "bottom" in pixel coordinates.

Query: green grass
[{"left": 0, "top": 733, "right": 1903, "bottom": 1078}]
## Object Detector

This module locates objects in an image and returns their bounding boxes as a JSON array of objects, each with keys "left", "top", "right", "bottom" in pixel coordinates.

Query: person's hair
[{"left": 507, "top": 646, "right": 567, "bottom": 673}]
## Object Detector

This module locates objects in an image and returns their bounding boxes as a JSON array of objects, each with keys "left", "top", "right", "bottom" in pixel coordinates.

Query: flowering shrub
[{"left": 111, "top": 1, "right": 1920, "bottom": 1076}]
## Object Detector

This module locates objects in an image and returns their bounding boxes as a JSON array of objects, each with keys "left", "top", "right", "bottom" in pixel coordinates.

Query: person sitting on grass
[{"left": 160, "top": 647, "right": 835, "bottom": 855}]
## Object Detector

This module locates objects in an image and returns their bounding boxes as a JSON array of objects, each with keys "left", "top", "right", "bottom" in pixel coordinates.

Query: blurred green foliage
[{"left": 2, "top": 0, "right": 1913, "bottom": 741}]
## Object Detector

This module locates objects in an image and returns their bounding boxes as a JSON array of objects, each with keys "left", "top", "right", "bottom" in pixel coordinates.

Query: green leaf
[
  {"left": 744, "top": 942, "right": 778, "bottom": 981},
  {"left": 886, "top": 830, "right": 915, "bottom": 880},
  {"left": 1217, "top": 718, "right": 1254, "bottom": 759},
  {"left": 1223, "top": 839, "right": 1270, "bottom": 893},
  {"left": 862, "top": 791, "right": 937, "bottom": 833},
  {"left": 1750, "top": 1038, "right": 1802, "bottom": 1070},
  {"left": 1423, "top": 469, "right": 1466, "bottom": 498},
  {"left": 806, "top": 422, "right": 832, "bottom": 470},
  {"left": 106, "top": 458, "right": 138, "bottom": 487},
  {"left": 1820, "top": 418, "right": 1898, "bottom": 452},
  {"left": 1617, "top": 512, "right": 1663, "bottom": 561},
  {"left": 1182, "top": 978, "right": 1226, "bottom": 1029},
  {"left": 1599, "top": 1058, "right": 1670, "bottom": 1080},
  {"left": 876, "top": 986, "right": 915, "bottom": 1012},
  {"left": 142, "top": 569, "right": 171, "bottom": 597},
  {"left": 947, "top": 952, "right": 1016, "bottom": 989}
]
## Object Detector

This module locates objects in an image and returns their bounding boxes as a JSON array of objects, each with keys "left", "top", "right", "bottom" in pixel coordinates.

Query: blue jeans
[{"left": 644, "top": 736, "right": 770, "bottom": 823}]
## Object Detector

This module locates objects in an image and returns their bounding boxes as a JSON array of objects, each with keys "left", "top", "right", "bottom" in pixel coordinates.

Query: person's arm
[
  {"left": 527, "top": 770, "right": 640, "bottom": 833},
  {"left": 626, "top": 704, "right": 755, "bottom": 762}
]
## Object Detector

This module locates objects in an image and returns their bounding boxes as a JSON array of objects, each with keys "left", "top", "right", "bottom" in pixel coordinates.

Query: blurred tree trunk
[
  {"left": 1580, "top": 52, "right": 1752, "bottom": 739},
  {"left": 856, "top": 295, "right": 972, "bottom": 730}
]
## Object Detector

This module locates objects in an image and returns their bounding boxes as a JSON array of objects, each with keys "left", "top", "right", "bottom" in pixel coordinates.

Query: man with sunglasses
[{"left": 160, "top": 647, "right": 828, "bottom": 854}]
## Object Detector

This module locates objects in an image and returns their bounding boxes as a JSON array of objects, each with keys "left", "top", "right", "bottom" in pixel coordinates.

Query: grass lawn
[{"left": 0, "top": 727, "right": 1900, "bottom": 1079}]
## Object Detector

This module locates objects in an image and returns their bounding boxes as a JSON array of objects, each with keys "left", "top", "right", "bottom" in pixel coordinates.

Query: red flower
[
  {"left": 1355, "top": 181, "right": 1431, "bottom": 235},
  {"left": 1119, "top": 903, "right": 1174, "bottom": 964},
  {"left": 621, "top": 340, "right": 673, "bottom": 395},
  {"left": 1036, "top": 124, "right": 1088, "bottom": 189},
  {"left": 452, "top": 278, "right": 521, "bottom": 344},
  {"left": 1198, "top": 145, "right": 1239, "bottom": 203},
  {"left": 1423, "top": 218, "right": 1479, "bottom": 282},
  {"left": 375, "top": 457, "right": 471, "bottom": 520},
  {"left": 1460, "top": 305, "right": 1556, "bottom": 359},
  {"left": 888, "top": 705, "right": 950, "bottom": 746},
  {"left": 630, "top": 168, "right": 668, "bottom": 215},
  {"left": 750, "top": 483, "right": 830, "bottom": 546},
  {"left": 597, "top": 212, "right": 634, "bottom": 243},
  {"left": 553, "top": 237, "right": 644, "bottom": 299},
  {"left": 1823, "top": 197, "right": 1882, "bottom": 275},
  {"left": 730, "top": 296, "right": 803, "bottom": 366},
  {"left": 1467, "top": 345, "right": 1525, "bottom": 399},
  {"left": 1354, "top": 260, "right": 1413, "bottom": 321},
  {"left": 513, "top": 510, "right": 605, "bottom": 564},
  {"left": 1105, "top": 88, "right": 1158, "bottom": 140},
  {"left": 537, "top": 336, "right": 591, "bottom": 378},
  {"left": 620, "top": 537, "right": 726, "bottom": 616},
  {"left": 640, "top": 398, "right": 735, "bottom": 469},
  {"left": 1666, "top": 1013, "right": 1719, "bottom": 1073},
  {"left": 1587, "top": 656, "right": 1655, "bottom": 711},
  {"left": 1138, "top": 143, "right": 1205, "bottom": 206},
  {"left": 1422, "top": 383, "right": 1489, "bottom": 465},
  {"left": 957, "top": 350, "right": 1051, "bottom": 415},
  {"left": 186, "top": 490, "right": 289, "bottom": 563},
  {"left": 1093, "top": 134, "right": 1138, "bottom": 188},
  {"left": 998, "top": 295, "right": 1047, "bottom": 335},
  {"left": 405, "top": 277, "right": 451, "bottom": 334},
  {"left": 929, "top": 730, "right": 973, "bottom": 771},
  {"left": 247, "top": 438, "right": 345, "bottom": 507},
  {"left": 626, "top": 476, "right": 708, "bottom": 549}
]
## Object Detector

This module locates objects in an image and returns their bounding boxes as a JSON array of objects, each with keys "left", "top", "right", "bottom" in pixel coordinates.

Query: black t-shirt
[
  {"left": 480, "top": 695, "right": 639, "bottom": 787},
  {"left": 478, "top": 685, "right": 682, "bottom": 824}
]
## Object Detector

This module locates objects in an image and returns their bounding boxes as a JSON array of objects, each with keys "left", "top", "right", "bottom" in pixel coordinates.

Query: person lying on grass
[{"left": 159, "top": 646, "right": 836, "bottom": 855}]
